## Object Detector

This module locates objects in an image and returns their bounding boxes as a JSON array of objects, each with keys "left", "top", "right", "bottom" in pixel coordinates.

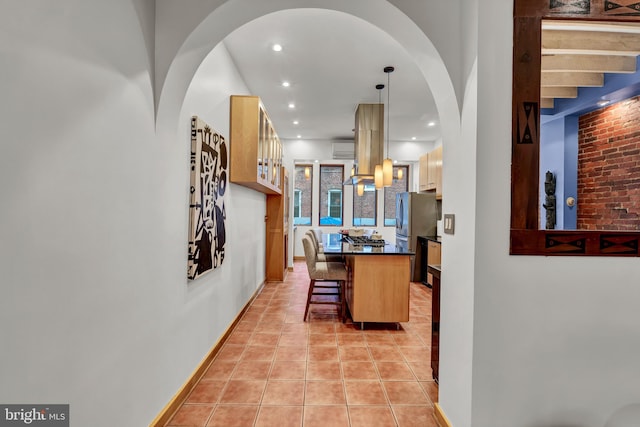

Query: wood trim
[
  {"left": 148, "top": 281, "right": 266, "bottom": 427},
  {"left": 293, "top": 255, "right": 305, "bottom": 261},
  {"left": 511, "top": 0, "right": 640, "bottom": 256},
  {"left": 434, "top": 403, "right": 453, "bottom": 427},
  {"left": 511, "top": 229, "right": 640, "bottom": 256}
]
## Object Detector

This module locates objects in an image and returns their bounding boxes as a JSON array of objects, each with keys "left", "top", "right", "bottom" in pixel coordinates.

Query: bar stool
[
  {"left": 305, "top": 230, "right": 343, "bottom": 262},
  {"left": 301, "top": 235, "right": 347, "bottom": 322}
]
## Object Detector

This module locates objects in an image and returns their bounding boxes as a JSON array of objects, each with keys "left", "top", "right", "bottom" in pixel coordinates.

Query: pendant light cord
[
  {"left": 386, "top": 70, "right": 390, "bottom": 157},
  {"left": 384, "top": 66, "right": 394, "bottom": 158}
]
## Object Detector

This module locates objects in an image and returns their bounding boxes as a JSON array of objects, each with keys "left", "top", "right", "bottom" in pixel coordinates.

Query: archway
[{"left": 155, "top": 0, "right": 461, "bottom": 148}]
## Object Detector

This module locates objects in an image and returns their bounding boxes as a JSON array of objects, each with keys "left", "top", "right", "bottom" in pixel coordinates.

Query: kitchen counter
[
  {"left": 322, "top": 235, "right": 415, "bottom": 256},
  {"left": 322, "top": 233, "right": 412, "bottom": 327}
]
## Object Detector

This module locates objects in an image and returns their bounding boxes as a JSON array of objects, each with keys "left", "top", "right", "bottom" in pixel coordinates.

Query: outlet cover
[{"left": 443, "top": 214, "right": 455, "bottom": 234}]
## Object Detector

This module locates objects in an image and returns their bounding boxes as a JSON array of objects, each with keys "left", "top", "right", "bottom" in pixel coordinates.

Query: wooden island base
[{"left": 344, "top": 254, "right": 411, "bottom": 325}]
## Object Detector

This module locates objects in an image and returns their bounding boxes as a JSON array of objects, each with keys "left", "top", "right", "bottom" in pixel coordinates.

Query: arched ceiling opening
[{"left": 155, "top": 0, "right": 460, "bottom": 150}]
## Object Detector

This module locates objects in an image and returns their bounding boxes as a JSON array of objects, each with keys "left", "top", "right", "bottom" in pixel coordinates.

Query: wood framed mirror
[{"left": 511, "top": 0, "right": 640, "bottom": 256}]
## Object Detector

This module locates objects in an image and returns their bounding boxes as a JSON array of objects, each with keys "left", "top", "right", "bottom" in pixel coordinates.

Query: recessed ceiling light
[
  {"left": 272, "top": 44, "right": 282, "bottom": 52},
  {"left": 411, "top": 137, "right": 417, "bottom": 140},
  {"left": 297, "top": 135, "right": 302, "bottom": 139},
  {"left": 282, "top": 81, "right": 290, "bottom": 87},
  {"left": 427, "top": 121, "right": 436, "bottom": 127},
  {"left": 288, "top": 103, "right": 295, "bottom": 109},
  {"left": 293, "top": 120, "right": 299, "bottom": 125}
]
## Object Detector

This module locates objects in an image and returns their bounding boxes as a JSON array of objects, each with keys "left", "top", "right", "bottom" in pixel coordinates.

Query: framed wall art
[{"left": 188, "top": 116, "right": 228, "bottom": 279}]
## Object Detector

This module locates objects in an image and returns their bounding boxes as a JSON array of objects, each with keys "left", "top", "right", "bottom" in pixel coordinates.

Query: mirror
[{"left": 511, "top": 0, "right": 640, "bottom": 256}]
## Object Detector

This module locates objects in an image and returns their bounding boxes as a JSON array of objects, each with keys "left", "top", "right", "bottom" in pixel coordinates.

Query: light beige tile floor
[{"left": 165, "top": 260, "right": 438, "bottom": 427}]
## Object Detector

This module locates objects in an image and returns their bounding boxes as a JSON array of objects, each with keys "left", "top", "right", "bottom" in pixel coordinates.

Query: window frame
[
  {"left": 328, "top": 189, "right": 343, "bottom": 219},
  {"left": 293, "top": 164, "right": 313, "bottom": 226}
]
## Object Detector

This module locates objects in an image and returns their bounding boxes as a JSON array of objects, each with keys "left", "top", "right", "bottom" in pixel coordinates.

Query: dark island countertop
[
  {"left": 322, "top": 233, "right": 415, "bottom": 256},
  {"left": 418, "top": 235, "right": 442, "bottom": 243}
]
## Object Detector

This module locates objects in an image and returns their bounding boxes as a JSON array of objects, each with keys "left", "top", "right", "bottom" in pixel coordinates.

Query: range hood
[{"left": 343, "top": 103, "right": 384, "bottom": 185}]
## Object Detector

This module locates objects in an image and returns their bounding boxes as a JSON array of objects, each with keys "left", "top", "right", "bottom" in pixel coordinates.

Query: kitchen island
[{"left": 322, "top": 233, "right": 414, "bottom": 327}]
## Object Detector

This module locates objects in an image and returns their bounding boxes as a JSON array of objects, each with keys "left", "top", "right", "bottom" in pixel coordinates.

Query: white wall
[
  {"left": 0, "top": 2, "right": 265, "bottom": 426},
  {"left": 469, "top": 1, "right": 640, "bottom": 426}
]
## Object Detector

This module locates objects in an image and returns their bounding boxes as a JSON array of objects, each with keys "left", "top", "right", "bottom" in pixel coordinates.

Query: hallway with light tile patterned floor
[{"left": 165, "top": 260, "right": 438, "bottom": 427}]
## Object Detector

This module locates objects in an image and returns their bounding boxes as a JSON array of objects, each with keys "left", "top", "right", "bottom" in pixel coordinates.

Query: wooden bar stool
[{"left": 301, "top": 235, "right": 347, "bottom": 322}]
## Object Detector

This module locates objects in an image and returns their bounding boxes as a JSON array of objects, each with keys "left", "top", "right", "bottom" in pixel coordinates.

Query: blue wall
[
  {"left": 540, "top": 56, "right": 640, "bottom": 230},
  {"left": 540, "top": 117, "right": 565, "bottom": 229}
]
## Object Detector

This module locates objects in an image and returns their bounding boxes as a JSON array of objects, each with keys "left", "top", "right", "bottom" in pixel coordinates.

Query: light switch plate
[{"left": 444, "top": 214, "right": 455, "bottom": 234}]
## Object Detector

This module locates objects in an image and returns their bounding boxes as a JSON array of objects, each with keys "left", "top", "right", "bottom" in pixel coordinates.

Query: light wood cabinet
[
  {"left": 426, "top": 240, "right": 441, "bottom": 287},
  {"left": 418, "top": 145, "right": 443, "bottom": 199},
  {"left": 230, "top": 95, "right": 282, "bottom": 195},
  {"left": 344, "top": 254, "right": 411, "bottom": 324},
  {"left": 266, "top": 167, "right": 289, "bottom": 281},
  {"left": 419, "top": 153, "right": 429, "bottom": 191}
]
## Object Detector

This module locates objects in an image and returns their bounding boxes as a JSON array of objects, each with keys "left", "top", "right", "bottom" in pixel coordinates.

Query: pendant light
[
  {"left": 374, "top": 83, "right": 385, "bottom": 190},
  {"left": 374, "top": 164, "right": 384, "bottom": 189},
  {"left": 383, "top": 66, "right": 395, "bottom": 187}
]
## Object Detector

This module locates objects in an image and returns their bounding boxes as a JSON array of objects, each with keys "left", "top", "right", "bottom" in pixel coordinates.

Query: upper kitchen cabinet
[
  {"left": 419, "top": 145, "right": 442, "bottom": 199},
  {"left": 230, "top": 95, "right": 282, "bottom": 195}
]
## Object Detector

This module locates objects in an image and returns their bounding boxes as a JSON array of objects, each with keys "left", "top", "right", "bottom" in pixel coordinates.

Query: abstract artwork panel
[{"left": 188, "top": 116, "right": 228, "bottom": 280}]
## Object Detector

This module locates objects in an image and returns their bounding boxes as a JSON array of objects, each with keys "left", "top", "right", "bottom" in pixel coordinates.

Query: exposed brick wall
[
  {"left": 294, "top": 165, "right": 312, "bottom": 219},
  {"left": 577, "top": 96, "right": 640, "bottom": 230},
  {"left": 319, "top": 165, "right": 344, "bottom": 226}
]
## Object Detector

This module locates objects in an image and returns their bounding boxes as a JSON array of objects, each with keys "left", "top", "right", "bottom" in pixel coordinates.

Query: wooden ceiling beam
[
  {"left": 540, "top": 86, "right": 578, "bottom": 98},
  {"left": 542, "top": 30, "right": 640, "bottom": 56},
  {"left": 539, "top": 22, "right": 640, "bottom": 112},
  {"left": 541, "top": 54, "right": 637, "bottom": 73},
  {"left": 540, "top": 98, "right": 554, "bottom": 109},
  {"left": 541, "top": 72, "right": 603, "bottom": 87}
]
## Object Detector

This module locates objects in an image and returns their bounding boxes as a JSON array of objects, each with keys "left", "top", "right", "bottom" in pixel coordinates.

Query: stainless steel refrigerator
[{"left": 395, "top": 192, "right": 439, "bottom": 281}]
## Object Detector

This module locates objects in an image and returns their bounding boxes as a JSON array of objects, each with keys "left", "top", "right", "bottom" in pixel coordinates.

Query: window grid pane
[
  {"left": 319, "top": 165, "right": 344, "bottom": 226},
  {"left": 294, "top": 165, "right": 312, "bottom": 226},
  {"left": 384, "top": 166, "right": 409, "bottom": 226}
]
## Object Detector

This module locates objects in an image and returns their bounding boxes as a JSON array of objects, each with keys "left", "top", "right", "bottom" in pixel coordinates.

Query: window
[
  {"left": 319, "top": 165, "right": 344, "bottom": 226},
  {"left": 294, "top": 165, "right": 312, "bottom": 226},
  {"left": 353, "top": 183, "right": 377, "bottom": 226},
  {"left": 384, "top": 165, "right": 409, "bottom": 226},
  {"left": 328, "top": 189, "right": 342, "bottom": 218}
]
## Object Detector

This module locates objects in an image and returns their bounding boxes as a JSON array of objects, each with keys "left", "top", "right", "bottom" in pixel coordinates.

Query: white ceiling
[{"left": 222, "top": 9, "right": 440, "bottom": 143}]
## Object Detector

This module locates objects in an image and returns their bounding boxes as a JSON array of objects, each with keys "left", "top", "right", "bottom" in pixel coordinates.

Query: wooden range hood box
[{"left": 347, "top": 103, "right": 384, "bottom": 184}]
